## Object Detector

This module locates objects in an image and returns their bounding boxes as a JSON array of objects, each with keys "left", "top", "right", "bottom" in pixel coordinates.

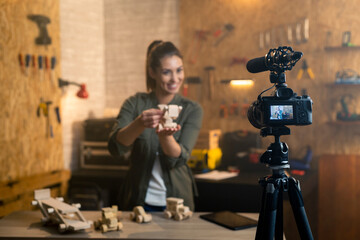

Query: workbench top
[{"left": 0, "top": 210, "right": 258, "bottom": 240}]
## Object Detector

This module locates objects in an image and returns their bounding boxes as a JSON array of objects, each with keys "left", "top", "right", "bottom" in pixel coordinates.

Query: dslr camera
[{"left": 246, "top": 46, "right": 313, "bottom": 129}]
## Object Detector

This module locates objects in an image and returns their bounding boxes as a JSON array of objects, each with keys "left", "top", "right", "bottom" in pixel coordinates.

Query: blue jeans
[{"left": 144, "top": 204, "right": 166, "bottom": 212}]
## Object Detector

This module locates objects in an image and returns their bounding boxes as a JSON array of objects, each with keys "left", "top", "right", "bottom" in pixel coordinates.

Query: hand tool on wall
[
  {"left": 38, "top": 55, "right": 44, "bottom": 82},
  {"left": 37, "top": 100, "right": 54, "bottom": 138},
  {"left": 18, "top": 53, "right": 25, "bottom": 74},
  {"left": 219, "top": 100, "right": 228, "bottom": 118},
  {"left": 229, "top": 99, "right": 239, "bottom": 116},
  {"left": 188, "top": 30, "right": 208, "bottom": 64},
  {"left": 45, "top": 56, "right": 50, "bottom": 81},
  {"left": 182, "top": 77, "right": 201, "bottom": 97},
  {"left": 32, "top": 55, "right": 37, "bottom": 75},
  {"left": 50, "top": 56, "right": 56, "bottom": 86},
  {"left": 297, "top": 60, "right": 314, "bottom": 80},
  {"left": 54, "top": 106, "right": 61, "bottom": 124},
  {"left": 27, "top": 14, "right": 52, "bottom": 47},
  {"left": 229, "top": 57, "right": 248, "bottom": 66},
  {"left": 25, "top": 54, "right": 31, "bottom": 76},
  {"left": 204, "top": 66, "right": 215, "bottom": 100},
  {"left": 213, "top": 23, "right": 235, "bottom": 46}
]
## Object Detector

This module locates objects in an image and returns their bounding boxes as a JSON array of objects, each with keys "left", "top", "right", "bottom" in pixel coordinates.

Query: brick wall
[
  {"left": 104, "top": 0, "right": 180, "bottom": 110},
  {"left": 60, "top": 0, "right": 105, "bottom": 169}
]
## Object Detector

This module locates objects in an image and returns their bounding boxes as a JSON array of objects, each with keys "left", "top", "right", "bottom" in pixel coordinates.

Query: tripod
[{"left": 255, "top": 127, "right": 313, "bottom": 240}]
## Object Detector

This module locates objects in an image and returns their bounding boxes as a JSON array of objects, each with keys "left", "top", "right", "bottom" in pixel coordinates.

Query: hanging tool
[
  {"left": 32, "top": 55, "right": 37, "bottom": 76},
  {"left": 219, "top": 100, "right": 228, "bottom": 118},
  {"left": 213, "top": 23, "right": 235, "bottom": 46},
  {"left": 27, "top": 14, "right": 52, "bottom": 47},
  {"left": 229, "top": 99, "right": 239, "bottom": 116},
  {"left": 50, "top": 56, "right": 56, "bottom": 86},
  {"left": 25, "top": 54, "right": 31, "bottom": 76},
  {"left": 297, "top": 60, "right": 315, "bottom": 80},
  {"left": 54, "top": 106, "right": 61, "bottom": 124},
  {"left": 38, "top": 55, "right": 44, "bottom": 82},
  {"left": 18, "top": 53, "right": 25, "bottom": 74},
  {"left": 204, "top": 66, "right": 215, "bottom": 100},
  {"left": 229, "top": 57, "right": 248, "bottom": 66},
  {"left": 188, "top": 30, "right": 208, "bottom": 64},
  {"left": 45, "top": 56, "right": 50, "bottom": 81},
  {"left": 183, "top": 77, "right": 201, "bottom": 97},
  {"left": 37, "top": 100, "right": 54, "bottom": 137}
]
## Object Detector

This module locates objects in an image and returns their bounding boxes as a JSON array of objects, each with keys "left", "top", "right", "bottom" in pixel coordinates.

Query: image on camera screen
[{"left": 270, "top": 105, "right": 293, "bottom": 120}]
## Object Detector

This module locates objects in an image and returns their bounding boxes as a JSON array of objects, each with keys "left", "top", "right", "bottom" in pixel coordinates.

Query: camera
[
  {"left": 247, "top": 87, "right": 313, "bottom": 129},
  {"left": 246, "top": 46, "right": 313, "bottom": 129}
]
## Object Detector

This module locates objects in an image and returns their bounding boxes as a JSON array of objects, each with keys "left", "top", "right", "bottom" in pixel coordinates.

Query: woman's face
[{"left": 152, "top": 55, "right": 184, "bottom": 96}]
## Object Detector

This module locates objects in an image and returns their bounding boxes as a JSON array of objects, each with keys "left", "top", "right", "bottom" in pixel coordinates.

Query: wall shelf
[{"left": 324, "top": 46, "right": 360, "bottom": 51}]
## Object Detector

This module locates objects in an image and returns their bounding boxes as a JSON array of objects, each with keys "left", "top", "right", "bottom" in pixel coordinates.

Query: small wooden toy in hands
[
  {"left": 163, "top": 197, "right": 193, "bottom": 221},
  {"left": 31, "top": 188, "right": 92, "bottom": 233},
  {"left": 129, "top": 206, "right": 152, "bottom": 223},
  {"left": 94, "top": 205, "right": 123, "bottom": 233},
  {"left": 158, "top": 104, "right": 183, "bottom": 130}
]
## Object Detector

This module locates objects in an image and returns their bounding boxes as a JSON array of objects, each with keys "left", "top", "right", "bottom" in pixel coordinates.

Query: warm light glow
[{"left": 230, "top": 80, "right": 254, "bottom": 87}]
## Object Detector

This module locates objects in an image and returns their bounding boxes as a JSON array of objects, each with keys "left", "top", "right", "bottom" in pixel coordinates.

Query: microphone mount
[{"left": 265, "top": 46, "right": 303, "bottom": 74}]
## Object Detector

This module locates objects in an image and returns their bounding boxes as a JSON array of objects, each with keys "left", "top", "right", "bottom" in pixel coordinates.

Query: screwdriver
[
  {"left": 18, "top": 53, "right": 25, "bottom": 74},
  {"left": 50, "top": 56, "right": 56, "bottom": 87},
  {"left": 25, "top": 54, "right": 31, "bottom": 76},
  {"left": 38, "top": 55, "right": 44, "bottom": 82}
]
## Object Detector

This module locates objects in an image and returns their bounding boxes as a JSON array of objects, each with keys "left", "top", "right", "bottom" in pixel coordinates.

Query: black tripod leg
[
  {"left": 288, "top": 177, "right": 314, "bottom": 240},
  {"left": 275, "top": 189, "right": 283, "bottom": 240},
  {"left": 255, "top": 181, "right": 279, "bottom": 240}
]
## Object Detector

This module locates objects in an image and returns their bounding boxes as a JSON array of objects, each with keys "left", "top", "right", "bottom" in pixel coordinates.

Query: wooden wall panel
[
  {"left": 0, "top": 0, "right": 62, "bottom": 182},
  {"left": 179, "top": 0, "right": 360, "bottom": 158},
  {"left": 318, "top": 154, "right": 360, "bottom": 240}
]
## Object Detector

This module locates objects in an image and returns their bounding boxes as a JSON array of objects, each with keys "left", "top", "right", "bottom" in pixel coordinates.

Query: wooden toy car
[
  {"left": 129, "top": 206, "right": 152, "bottom": 223},
  {"left": 158, "top": 104, "right": 182, "bottom": 130},
  {"left": 163, "top": 197, "right": 193, "bottom": 221},
  {"left": 94, "top": 205, "right": 123, "bottom": 233},
  {"left": 31, "top": 188, "right": 91, "bottom": 233}
]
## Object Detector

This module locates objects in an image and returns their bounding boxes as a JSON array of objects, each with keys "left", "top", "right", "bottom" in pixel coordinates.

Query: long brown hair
[{"left": 146, "top": 41, "right": 183, "bottom": 92}]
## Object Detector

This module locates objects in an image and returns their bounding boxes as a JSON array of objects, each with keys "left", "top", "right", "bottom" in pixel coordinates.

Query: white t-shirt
[{"left": 144, "top": 152, "right": 167, "bottom": 206}]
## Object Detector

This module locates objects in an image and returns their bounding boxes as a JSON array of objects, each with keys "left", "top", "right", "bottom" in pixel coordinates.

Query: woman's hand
[
  {"left": 156, "top": 125, "right": 181, "bottom": 136},
  {"left": 139, "top": 109, "right": 164, "bottom": 128}
]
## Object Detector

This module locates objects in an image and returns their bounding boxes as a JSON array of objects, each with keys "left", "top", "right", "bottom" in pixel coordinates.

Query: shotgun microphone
[{"left": 246, "top": 50, "right": 303, "bottom": 73}]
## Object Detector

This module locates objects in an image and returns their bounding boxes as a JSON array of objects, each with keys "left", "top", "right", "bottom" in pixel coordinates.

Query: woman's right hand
[{"left": 139, "top": 108, "right": 164, "bottom": 128}]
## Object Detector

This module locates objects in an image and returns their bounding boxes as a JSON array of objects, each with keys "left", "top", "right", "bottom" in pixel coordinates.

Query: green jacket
[{"left": 108, "top": 92, "right": 203, "bottom": 210}]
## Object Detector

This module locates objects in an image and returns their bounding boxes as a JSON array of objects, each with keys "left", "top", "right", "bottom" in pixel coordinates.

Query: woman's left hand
[{"left": 156, "top": 125, "right": 181, "bottom": 136}]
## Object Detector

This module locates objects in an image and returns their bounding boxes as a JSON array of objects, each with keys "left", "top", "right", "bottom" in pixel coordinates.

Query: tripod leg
[
  {"left": 255, "top": 181, "right": 279, "bottom": 240},
  {"left": 288, "top": 177, "right": 314, "bottom": 240},
  {"left": 275, "top": 189, "right": 283, "bottom": 240}
]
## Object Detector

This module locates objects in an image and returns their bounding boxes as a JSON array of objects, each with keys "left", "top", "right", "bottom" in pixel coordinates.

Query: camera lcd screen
[
  {"left": 270, "top": 105, "right": 293, "bottom": 120},
  {"left": 200, "top": 211, "right": 258, "bottom": 230}
]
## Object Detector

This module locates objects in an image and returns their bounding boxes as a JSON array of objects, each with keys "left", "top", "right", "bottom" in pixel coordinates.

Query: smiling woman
[{"left": 108, "top": 40, "right": 203, "bottom": 212}]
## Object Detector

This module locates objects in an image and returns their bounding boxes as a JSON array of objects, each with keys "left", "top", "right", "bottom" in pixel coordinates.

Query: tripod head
[{"left": 259, "top": 126, "right": 290, "bottom": 170}]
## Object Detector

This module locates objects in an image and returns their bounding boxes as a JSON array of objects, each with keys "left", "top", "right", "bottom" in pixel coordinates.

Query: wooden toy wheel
[
  {"left": 117, "top": 222, "right": 123, "bottom": 230},
  {"left": 174, "top": 213, "right": 183, "bottom": 221},
  {"left": 164, "top": 211, "right": 172, "bottom": 219},
  {"left": 101, "top": 224, "right": 108, "bottom": 233},
  {"left": 136, "top": 215, "right": 143, "bottom": 223},
  {"left": 58, "top": 223, "right": 66, "bottom": 233}
]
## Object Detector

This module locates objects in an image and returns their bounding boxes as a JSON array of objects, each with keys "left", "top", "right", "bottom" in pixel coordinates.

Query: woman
[{"left": 108, "top": 41, "right": 203, "bottom": 211}]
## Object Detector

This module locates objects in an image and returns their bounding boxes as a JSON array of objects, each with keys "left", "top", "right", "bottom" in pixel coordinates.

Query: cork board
[
  {"left": 0, "top": 0, "right": 63, "bottom": 182},
  {"left": 179, "top": 0, "right": 360, "bottom": 158}
]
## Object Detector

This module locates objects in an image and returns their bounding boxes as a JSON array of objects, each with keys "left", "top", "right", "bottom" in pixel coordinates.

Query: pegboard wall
[
  {"left": 180, "top": 0, "right": 360, "bottom": 158},
  {"left": 0, "top": 0, "right": 63, "bottom": 182}
]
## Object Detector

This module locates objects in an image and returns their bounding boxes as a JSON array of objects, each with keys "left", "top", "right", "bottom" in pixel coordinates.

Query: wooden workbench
[{"left": 0, "top": 211, "right": 258, "bottom": 239}]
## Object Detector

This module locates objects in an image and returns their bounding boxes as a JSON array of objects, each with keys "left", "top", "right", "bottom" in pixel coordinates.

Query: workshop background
[{"left": 1, "top": 0, "right": 360, "bottom": 239}]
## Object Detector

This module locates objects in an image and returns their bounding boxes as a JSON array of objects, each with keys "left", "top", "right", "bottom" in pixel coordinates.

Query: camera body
[{"left": 248, "top": 87, "right": 313, "bottom": 129}]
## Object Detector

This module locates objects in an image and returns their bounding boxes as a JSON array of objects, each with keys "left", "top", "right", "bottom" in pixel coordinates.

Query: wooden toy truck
[
  {"left": 94, "top": 205, "right": 123, "bottom": 233},
  {"left": 164, "top": 197, "right": 193, "bottom": 221},
  {"left": 129, "top": 206, "right": 152, "bottom": 223}
]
